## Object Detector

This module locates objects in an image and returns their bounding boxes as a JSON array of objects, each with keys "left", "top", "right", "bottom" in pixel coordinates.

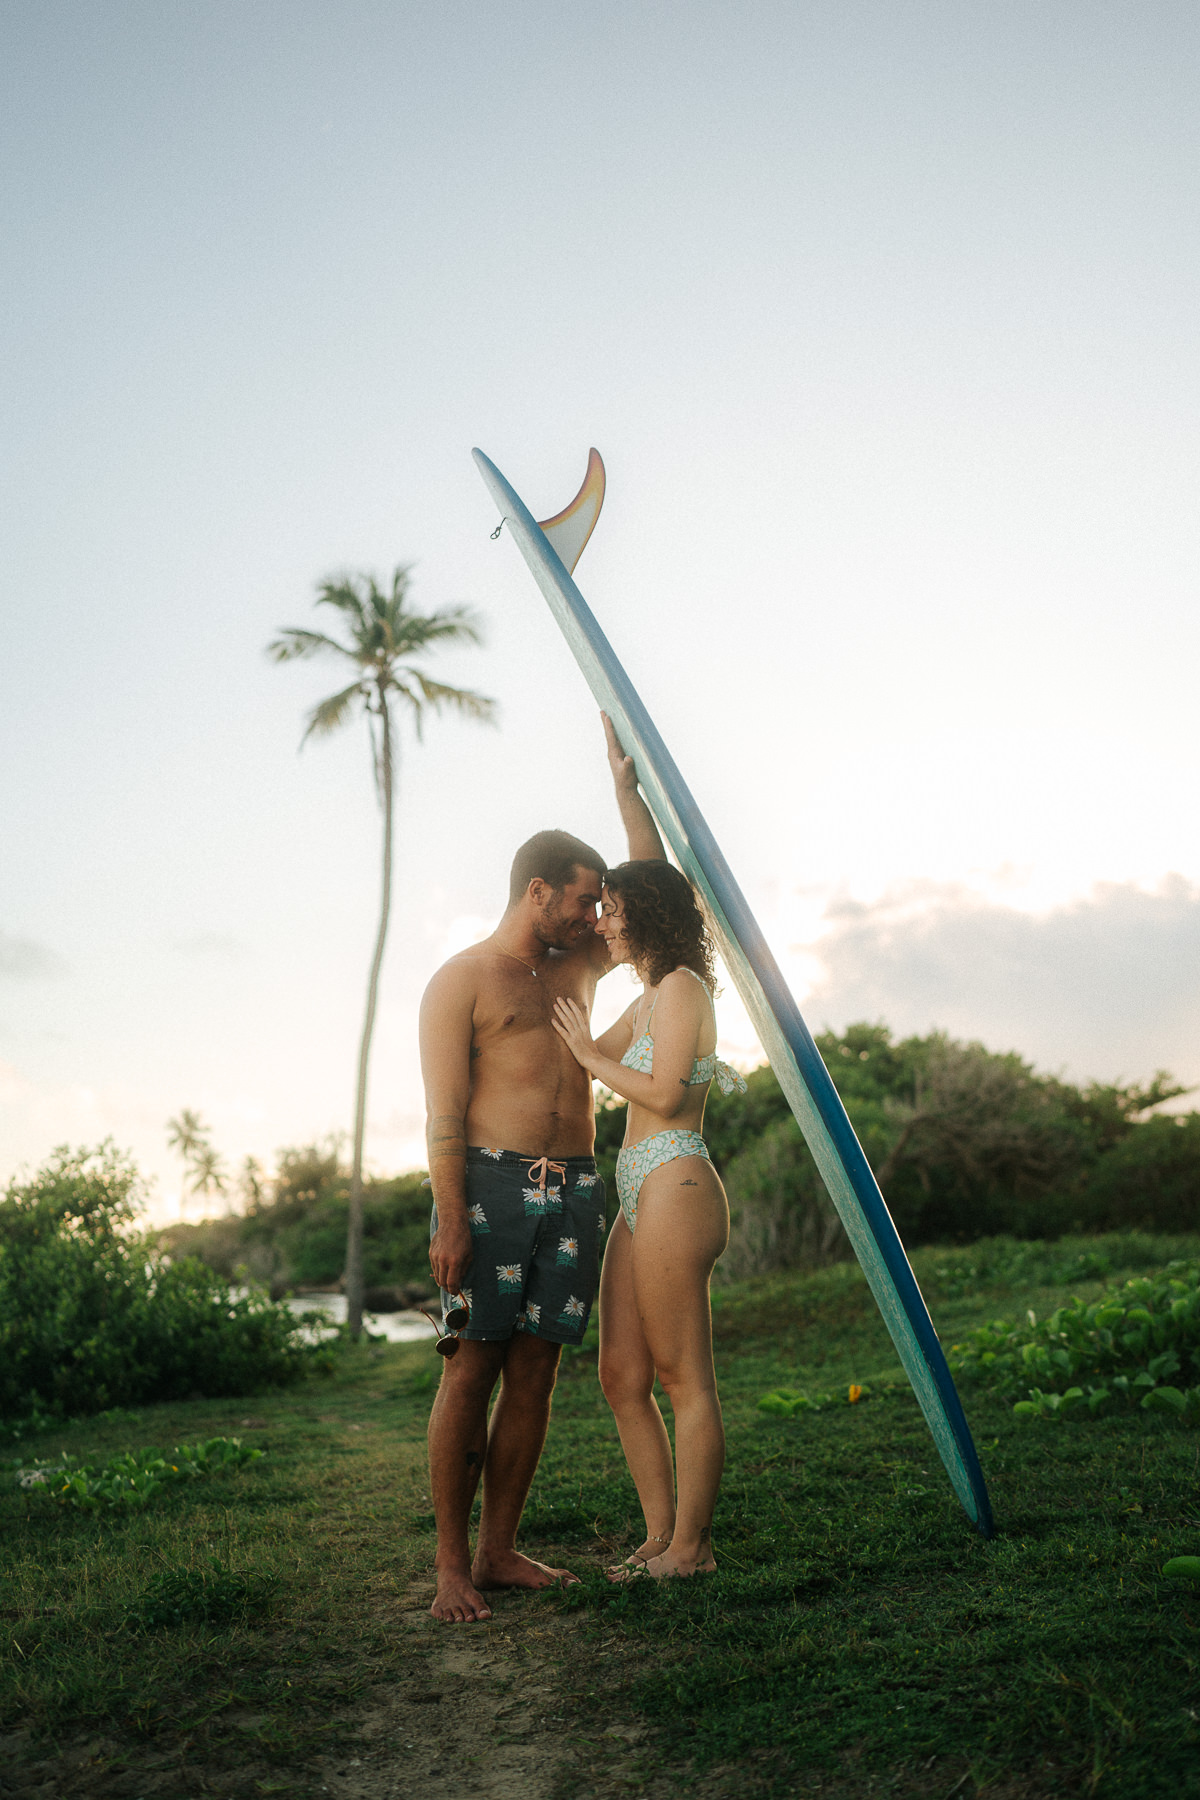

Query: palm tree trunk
[{"left": 346, "top": 693, "right": 395, "bottom": 1338}]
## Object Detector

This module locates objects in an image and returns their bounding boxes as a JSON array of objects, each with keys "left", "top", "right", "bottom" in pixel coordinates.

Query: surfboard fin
[{"left": 537, "top": 448, "right": 606, "bottom": 574}]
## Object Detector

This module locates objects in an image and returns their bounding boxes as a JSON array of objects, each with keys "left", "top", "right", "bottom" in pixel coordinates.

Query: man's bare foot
[
  {"left": 431, "top": 1568, "right": 493, "bottom": 1622},
  {"left": 472, "top": 1549, "right": 580, "bottom": 1592}
]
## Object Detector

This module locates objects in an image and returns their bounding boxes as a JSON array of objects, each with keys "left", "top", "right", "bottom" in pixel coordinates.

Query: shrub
[
  {"left": 914, "top": 1230, "right": 1197, "bottom": 1298},
  {"left": 700, "top": 1025, "right": 1196, "bottom": 1266},
  {"left": 1081, "top": 1114, "right": 1200, "bottom": 1233},
  {"left": 16, "top": 1435, "right": 264, "bottom": 1512},
  {"left": 0, "top": 1144, "right": 329, "bottom": 1422},
  {"left": 946, "top": 1260, "right": 1200, "bottom": 1421},
  {"left": 159, "top": 1142, "right": 434, "bottom": 1293},
  {"left": 718, "top": 1116, "right": 847, "bottom": 1282}
]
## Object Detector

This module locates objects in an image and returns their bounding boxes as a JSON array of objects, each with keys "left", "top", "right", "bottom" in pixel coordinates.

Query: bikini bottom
[{"left": 615, "top": 1130, "right": 711, "bottom": 1234}]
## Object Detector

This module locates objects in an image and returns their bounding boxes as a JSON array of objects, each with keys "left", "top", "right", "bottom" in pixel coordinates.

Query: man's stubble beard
[{"left": 536, "top": 896, "right": 590, "bottom": 951}]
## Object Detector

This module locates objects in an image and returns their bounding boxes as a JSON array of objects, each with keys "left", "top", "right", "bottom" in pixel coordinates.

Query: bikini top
[{"left": 619, "top": 967, "right": 748, "bottom": 1097}]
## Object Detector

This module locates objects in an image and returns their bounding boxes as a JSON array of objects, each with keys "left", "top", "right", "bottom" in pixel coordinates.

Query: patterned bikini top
[{"left": 619, "top": 968, "right": 748, "bottom": 1097}]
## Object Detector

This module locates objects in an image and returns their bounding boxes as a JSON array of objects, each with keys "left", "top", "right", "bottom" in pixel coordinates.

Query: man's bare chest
[{"left": 471, "top": 967, "right": 593, "bottom": 1048}]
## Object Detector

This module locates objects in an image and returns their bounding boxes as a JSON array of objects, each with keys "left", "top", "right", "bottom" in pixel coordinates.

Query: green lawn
[{"left": 3, "top": 1235, "right": 1198, "bottom": 1798}]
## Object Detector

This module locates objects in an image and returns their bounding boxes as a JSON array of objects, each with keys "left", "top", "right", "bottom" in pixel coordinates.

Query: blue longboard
[{"left": 473, "top": 446, "right": 994, "bottom": 1537}]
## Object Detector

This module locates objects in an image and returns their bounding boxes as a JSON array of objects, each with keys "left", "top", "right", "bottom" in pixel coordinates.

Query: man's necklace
[{"left": 495, "top": 948, "right": 545, "bottom": 979}]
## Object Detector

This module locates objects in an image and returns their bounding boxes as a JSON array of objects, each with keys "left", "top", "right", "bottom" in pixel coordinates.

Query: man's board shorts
[{"left": 431, "top": 1147, "right": 606, "bottom": 1346}]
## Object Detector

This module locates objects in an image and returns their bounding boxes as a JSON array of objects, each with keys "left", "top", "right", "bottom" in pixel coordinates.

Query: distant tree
[
  {"left": 166, "top": 1109, "right": 210, "bottom": 1217},
  {"left": 240, "top": 1155, "right": 267, "bottom": 1212},
  {"left": 190, "top": 1143, "right": 229, "bottom": 1213},
  {"left": 1061, "top": 1072, "right": 1190, "bottom": 1154},
  {"left": 268, "top": 567, "right": 497, "bottom": 1335}
]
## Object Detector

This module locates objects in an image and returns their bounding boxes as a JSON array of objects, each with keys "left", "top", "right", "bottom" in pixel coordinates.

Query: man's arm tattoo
[{"left": 429, "top": 1114, "right": 467, "bottom": 1160}]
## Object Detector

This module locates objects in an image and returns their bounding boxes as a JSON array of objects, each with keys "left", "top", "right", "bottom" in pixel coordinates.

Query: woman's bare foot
[
  {"left": 431, "top": 1568, "right": 493, "bottom": 1622},
  {"left": 605, "top": 1532, "right": 671, "bottom": 1578},
  {"left": 472, "top": 1549, "right": 579, "bottom": 1591},
  {"left": 643, "top": 1550, "right": 717, "bottom": 1578},
  {"left": 607, "top": 1550, "right": 716, "bottom": 1583}
]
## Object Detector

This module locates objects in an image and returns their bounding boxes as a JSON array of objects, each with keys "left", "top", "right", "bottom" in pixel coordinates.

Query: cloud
[
  {"left": 0, "top": 931, "right": 66, "bottom": 979},
  {"left": 801, "top": 874, "right": 1200, "bottom": 1088}
]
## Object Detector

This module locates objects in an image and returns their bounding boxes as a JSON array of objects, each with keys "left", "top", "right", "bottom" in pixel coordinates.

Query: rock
[
  {"left": 402, "top": 1280, "right": 438, "bottom": 1308},
  {"left": 359, "top": 1281, "right": 437, "bottom": 1312},
  {"left": 363, "top": 1285, "right": 407, "bottom": 1313}
]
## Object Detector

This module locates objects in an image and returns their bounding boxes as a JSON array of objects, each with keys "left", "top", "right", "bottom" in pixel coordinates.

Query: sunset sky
[{"left": 3, "top": 2, "right": 1198, "bottom": 1218}]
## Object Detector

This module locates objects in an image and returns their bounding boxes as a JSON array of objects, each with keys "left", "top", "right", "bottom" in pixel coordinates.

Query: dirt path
[
  {"left": 0, "top": 1581, "right": 737, "bottom": 1800},
  {"left": 313, "top": 1580, "right": 663, "bottom": 1800}
]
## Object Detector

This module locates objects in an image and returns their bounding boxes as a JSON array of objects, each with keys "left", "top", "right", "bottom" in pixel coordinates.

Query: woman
[{"left": 553, "top": 859, "right": 745, "bottom": 1580}]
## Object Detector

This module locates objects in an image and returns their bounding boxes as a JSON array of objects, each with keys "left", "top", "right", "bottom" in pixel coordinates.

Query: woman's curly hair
[{"left": 602, "top": 860, "right": 717, "bottom": 992}]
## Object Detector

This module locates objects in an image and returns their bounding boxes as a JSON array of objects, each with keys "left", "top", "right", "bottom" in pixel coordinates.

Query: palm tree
[
  {"left": 240, "top": 1155, "right": 267, "bottom": 1212},
  {"left": 167, "top": 1109, "right": 209, "bottom": 1217},
  {"left": 190, "top": 1144, "right": 229, "bottom": 1214},
  {"left": 268, "top": 567, "right": 496, "bottom": 1336}
]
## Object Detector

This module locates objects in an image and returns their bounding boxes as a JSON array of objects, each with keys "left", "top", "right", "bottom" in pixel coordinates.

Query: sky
[{"left": 2, "top": 1, "right": 1198, "bottom": 1220}]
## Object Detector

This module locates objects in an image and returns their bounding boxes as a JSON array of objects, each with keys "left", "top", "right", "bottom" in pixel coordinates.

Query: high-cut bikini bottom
[{"left": 614, "top": 1130, "right": 711, "bottom": 1234}]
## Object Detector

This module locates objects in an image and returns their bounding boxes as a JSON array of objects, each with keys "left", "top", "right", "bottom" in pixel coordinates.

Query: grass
[
  {"left": 1, "top": 1354, "right": 439, "bottom": 1793},
  {"left": 2, "top": 1232, "right": 1199, "bottom": 1797}
]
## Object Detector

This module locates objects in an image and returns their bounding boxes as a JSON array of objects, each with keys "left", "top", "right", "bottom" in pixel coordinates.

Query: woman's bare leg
[
  {"left": 631, "top": 1158, "right": 728, "bottom": 1575},
  {"left": 598, "top": 1216, "right": 676, "bottom": 1558}
]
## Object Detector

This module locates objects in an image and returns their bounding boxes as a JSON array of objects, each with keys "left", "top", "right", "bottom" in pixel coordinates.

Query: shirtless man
[{"left": 420, "top": 716, "right": 664, "bottom": 1623}]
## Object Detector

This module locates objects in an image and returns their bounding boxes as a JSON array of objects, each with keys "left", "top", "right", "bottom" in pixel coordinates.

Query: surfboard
[{"left": 473, "top": 446, "right": 995, "bottom": 1537}]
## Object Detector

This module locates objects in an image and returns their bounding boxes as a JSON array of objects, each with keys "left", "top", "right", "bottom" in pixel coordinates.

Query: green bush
[
  {"left": 1081, "top": 1114, "right": 1200, "bottom": 1232},
  {"left": 916, "top": 1230, "right": 1199, "bottom": 1298},
  {"left": 698, "top": 1025, "right": 1196, "bottom": 1266},
  {"left": 160, "top": 1142, "right": 433, "bottom": 1293},
  {"left": 718, "top": 1115, "right": 847, "bottom": 1280},
  {"left": 947, "top": 1260, "right": 1200, "bottom": 1421},
  {"left": 0, "top": 1144, "right": 329, "bottom": 1423},
  {"left": 16, "top": 1435, "right": 264, "bottom": 1512}
]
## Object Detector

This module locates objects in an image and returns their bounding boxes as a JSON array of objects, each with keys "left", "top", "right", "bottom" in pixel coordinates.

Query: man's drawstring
[{"left": 526, "top": 1156, "right": 567, "bottom": 1192}]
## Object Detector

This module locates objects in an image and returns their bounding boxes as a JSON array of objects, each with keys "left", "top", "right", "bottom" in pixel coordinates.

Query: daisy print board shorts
[{"left": 430, "top": 1148, "right": 605, "bottom": 1345}]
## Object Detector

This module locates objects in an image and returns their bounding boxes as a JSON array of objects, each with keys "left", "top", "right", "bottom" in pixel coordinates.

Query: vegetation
[
  {"left": 166, "top": 1108, "right": 228, "bottom": 1215},
  {"left": 2, "top": 1232, "right": 1198, "bottom": 1796},
  {"left": 157, "top": 1022, "right": 1199, "bottom": 1310},
  {"left": 17, "top": 1437, "right": 264, "bottom": 1513},
  {"left": 0, "top": 1145, "right": 329, "bottom": 1426},
  {"left": 596, "top": 1021, "right": 1199, "bottom": 1279},
  {"left": 159, "top": 1139, "right": 436, "bottom": 1302},
  {"left": 268, "top": 566, "right": 496, "bottom": 1335},
  {"left": 948, "top": 1259, "right": 1200, "bottom": 1421}
]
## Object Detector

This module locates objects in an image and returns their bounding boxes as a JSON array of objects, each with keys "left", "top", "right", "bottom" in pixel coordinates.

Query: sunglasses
[{"left": 421, "top": 1293, "right": 470, "bottom": 1357}]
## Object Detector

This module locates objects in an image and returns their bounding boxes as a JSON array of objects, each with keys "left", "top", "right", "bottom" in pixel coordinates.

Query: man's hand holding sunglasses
[
  {"left": 429, "top": 1205, "right": 473, "bottom": 1295},
  {"left": 422, "top": 1293, "right": 471, "bottom": 1357}
]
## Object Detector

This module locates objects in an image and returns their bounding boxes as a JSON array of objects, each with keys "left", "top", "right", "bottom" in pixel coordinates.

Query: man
[{"left": 419, "top": 716, "right": 664, "bottom": 1623}]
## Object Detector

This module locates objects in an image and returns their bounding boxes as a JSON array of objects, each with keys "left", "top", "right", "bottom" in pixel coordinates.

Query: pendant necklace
[{"left": 495, "top": 948, "right": 545, "bottom": 979}]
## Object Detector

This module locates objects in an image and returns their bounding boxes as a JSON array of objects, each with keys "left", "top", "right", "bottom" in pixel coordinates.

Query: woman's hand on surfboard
[
  {"left": 552, "top": 995, "right": 598, "bottom": 1068},
  {"left": 603, "top": 711, "right": 637, "bottom": 798}
]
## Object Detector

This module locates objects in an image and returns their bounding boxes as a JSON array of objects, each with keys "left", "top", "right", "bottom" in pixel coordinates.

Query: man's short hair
[{"left": 508, "top": 830, "right": 605, "bottom": 906}]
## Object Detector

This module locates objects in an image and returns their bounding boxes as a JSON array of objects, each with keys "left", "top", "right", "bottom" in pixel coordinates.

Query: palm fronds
[
  {"left": 301, "top": 681, "right": 368, "bottom": 743},
  {"left": 269, "top": 569, "right": 496, "bottom": 753},
  {"left": 266, "top": 627, "right": 357, "bottom": 664}
]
